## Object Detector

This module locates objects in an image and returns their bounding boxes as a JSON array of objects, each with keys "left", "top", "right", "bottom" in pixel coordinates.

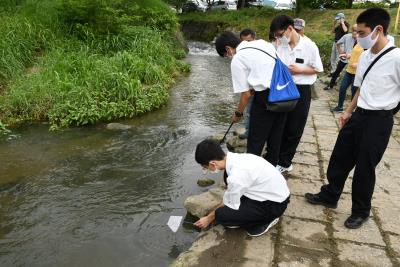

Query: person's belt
[{"left": 356, "top": 107, "right": 393, "bottom": 116}]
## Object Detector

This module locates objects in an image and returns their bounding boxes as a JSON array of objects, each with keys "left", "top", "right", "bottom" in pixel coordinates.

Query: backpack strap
[
  {"left": 361, "top": 46, "right": 396, "bottom": 86},
  {"left": 238, "top": 47, "right": 277, "bottom": 60}
]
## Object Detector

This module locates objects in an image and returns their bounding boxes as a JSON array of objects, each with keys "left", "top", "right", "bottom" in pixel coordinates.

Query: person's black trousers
[
  {"left": 247, "top": 90, "right": 287, "bottom": 166},
  {"left": 329, "top": 60, "right": 347, "bottom": 88},
  {"left": 278, "top": 84, "right": 312, "bottom": 168},
  {"left": 320, "top": 108, "right": 393, "bottom": 218},
  {"left": 215, "top": 196, "right": 290, "bottom": 230}
]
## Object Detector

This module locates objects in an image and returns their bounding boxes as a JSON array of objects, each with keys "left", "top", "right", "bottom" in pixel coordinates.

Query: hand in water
[{"left": 194, "top": 216, "right": 212, "bottom": 229}]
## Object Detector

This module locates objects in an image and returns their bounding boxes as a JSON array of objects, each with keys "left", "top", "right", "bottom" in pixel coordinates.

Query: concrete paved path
[{"left": 171, "top": 77, "right": 400, "bottom": 267}]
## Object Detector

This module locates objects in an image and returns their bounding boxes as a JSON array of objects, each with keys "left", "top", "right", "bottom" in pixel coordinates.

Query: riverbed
[{"left": 0, "top": 42, "right": 238, "bottom": 267}]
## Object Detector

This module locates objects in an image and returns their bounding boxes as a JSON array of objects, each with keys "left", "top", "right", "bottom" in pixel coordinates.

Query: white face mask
[
  {"left": 357, "top": 27, "right": 379, "bottom": 49},
  {"left": 278, "top": 29, "right": 292, "bottom": 46}
]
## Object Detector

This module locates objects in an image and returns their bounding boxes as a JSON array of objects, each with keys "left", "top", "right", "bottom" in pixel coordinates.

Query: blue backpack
[{"left": 239, "top": 47, "right": 300, "bottom": 112}]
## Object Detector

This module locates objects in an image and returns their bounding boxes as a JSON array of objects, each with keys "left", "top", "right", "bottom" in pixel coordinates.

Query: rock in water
[
  {"left": 234, "top": 127, "right": 246, "bottom": 136},
  {"left": 197, "top": 178, "right": 215, "bottom": 187},
  {"left": 106, "top": 123, "right": 132, "bottom": 131},
  {"left": 184, "top": 186, "right": 225, "bottom": 218}
]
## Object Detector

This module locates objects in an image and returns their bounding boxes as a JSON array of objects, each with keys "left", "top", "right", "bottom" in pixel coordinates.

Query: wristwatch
[{"left": 234, "top": 111, "right": 243, "bottom": 117}]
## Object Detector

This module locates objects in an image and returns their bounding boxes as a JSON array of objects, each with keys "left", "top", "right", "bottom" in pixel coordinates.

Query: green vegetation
[
  {"left": 179, "top": 7, "right": 400, "bottom": 68},
  {"left": 0, "top": 0, "right": 189, "bottom": 130}
]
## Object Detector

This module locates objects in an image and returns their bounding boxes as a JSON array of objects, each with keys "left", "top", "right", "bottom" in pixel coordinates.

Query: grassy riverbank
[
  {"left": 0, "top": 0, "right": 189, "bottom": 130},
  {"left": 179, "top": 7, "right": 400, "bottom": 68}
]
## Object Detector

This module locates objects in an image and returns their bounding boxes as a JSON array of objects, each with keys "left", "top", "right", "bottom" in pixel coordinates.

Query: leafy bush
[
  {"left": 0, "top": 0, "right": 188, "bottom": 129},
  {"left": 352, "top": 2, "right": 389, "bottom": 9}
]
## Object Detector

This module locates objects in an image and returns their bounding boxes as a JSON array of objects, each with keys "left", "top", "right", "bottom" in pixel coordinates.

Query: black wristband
[{"left": 235, "top": 111, "right": 243, "bottom": 117}]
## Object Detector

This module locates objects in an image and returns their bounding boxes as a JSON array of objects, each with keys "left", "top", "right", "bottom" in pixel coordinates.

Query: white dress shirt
[
  {"left": 354, "top": 42, "right": 400, "bottom": 110},
  {"left": 231, "top": 39, "right": 277, "bottom": 93},
  {"left": 276, "top": 36, "right": 323, "bottom": 85},
  {"left": 223, "top": 152, "right": 290, "bottom": 210}
]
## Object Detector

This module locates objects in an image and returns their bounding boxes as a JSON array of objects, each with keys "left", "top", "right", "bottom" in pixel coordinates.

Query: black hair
[
  {"left": 356, "top": 7, "right": 390, "bottom": 35},
  {"left": 269, "top": 14, "right": 294, "bottom": 34},
  {"left": 195, "top": 139, "right": 226, "bottom": 166},
  {"left": 240, "top": 28, "right": 256, "bottom": 39},
  {"left": 215, "top": 31, "right": 241, "bottom": 57}
]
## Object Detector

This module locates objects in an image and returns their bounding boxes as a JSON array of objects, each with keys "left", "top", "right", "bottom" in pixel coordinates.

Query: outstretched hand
[{"left": 194, "top": 216, "right": 212, "bottom": 229}]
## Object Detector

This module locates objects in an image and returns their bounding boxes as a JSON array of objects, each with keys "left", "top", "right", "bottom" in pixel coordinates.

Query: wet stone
[
  {"left": 285, "top": 195, "right": 328, "bottom": 222},
  {"left": 197, "top": 178, "right": 215, "bottom": 187},
  {"left": 336, "top": 241, "right": 392, "bottom": 267},
  {"left": 184, "top": 187, "right": 224, "bottom": 218},
  {"left": 332, "top": 213, "right": 385, "bottom": 246},
  {"left": 277, "top": 245, "right": 331, "bottom": 267},
  {"left": 233, "top": 127, "right": 246, "bottom": 136},
  {"left": 280, "top": 217, "right": 330, "bottom": 252},
  {"left": 106, "top": 123, "right": 132, "bottom": 130}
]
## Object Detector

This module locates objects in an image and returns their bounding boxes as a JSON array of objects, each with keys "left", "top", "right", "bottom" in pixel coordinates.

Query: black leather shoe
[
  {"left": 344, "top": 215, "right": 369, "bottom": 229},
  {"left": 304, "top": 193, "right": 337, "bottom": 209}
]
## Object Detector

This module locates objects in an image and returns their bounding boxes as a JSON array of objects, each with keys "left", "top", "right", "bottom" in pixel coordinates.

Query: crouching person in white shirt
[{"left": 193, "top": 139, "right": 290, "bottom": 237}]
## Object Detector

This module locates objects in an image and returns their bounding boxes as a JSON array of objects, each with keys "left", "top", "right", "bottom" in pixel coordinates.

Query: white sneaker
[
  {"left": 276, "top": 164, "right": 293, "bottom": 173},
  {"left": 246, "top": 218, "right": 280, "bottom": 237}
]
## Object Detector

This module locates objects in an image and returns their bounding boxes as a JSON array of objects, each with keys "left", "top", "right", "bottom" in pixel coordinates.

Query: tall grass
[{"left": 0, "top": 0, "right": 189, "bottom": 129}]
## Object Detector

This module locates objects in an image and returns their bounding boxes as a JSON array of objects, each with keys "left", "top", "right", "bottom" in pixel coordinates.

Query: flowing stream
[{"left": 0, "top": 42, "right": 238, "bottom": 267}]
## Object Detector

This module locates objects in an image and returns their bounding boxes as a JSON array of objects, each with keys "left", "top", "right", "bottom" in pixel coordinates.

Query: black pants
[
  {"left": 329, "top": 60, "right": 347, "bottom": 88},
  {"left": 247, "top": 90, "right": 287, "bottom": 166},
  {"left": 278, "top": 84, "right": 312, "bottom": 168},
  {"left": 320, "top": 108, "right": 393, "bottom": 218},
  {"left": 215, "top": 196, "right": 290, "bottom": 230}
]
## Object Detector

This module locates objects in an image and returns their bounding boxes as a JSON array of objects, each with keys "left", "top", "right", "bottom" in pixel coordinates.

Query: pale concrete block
[
  {"left": 286, "top": 178, "right": 323, "bottom": 196},
  {"left": 286, "top": 163, "right": 322, "bottom": 181},
  {"left": 332, "top": 213, "right": 385, "bottom": 246},
  {"left": 296, "top": 142, "right": 318, "bottom": 154},
  {"left": 374, "top": 206, "right": 400, "bottom": 235},
  {"left": 336, "top": 241, "right": 392, "bottom": 267},
  {"left": 333, "top": 193, "right": 352, "bottom": 215},
  {"left": 388, "top": 234, "right": 400, "bottom": 258},
  {"left": 285, "top": 195, "right": 328, "bottom": 222},
  {"left": 276, "top": 245, "right": 331, "bottom": 267},
  {"left": 300, "top": 134, "right": 317, "bottom": 144},
  {"left": 292, "top": 151, "right": 319, "bottom": 166},
  {"left": 280, "top": 217, "right": 330, "bottom": 251}
]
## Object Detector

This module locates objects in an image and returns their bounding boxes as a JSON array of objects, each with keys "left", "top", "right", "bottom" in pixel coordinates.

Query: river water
[{"left": 0, "top": 42, "right": 238, "bottom": 267}]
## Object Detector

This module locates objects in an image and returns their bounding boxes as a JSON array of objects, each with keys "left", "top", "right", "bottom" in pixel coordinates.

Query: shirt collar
[{"left": 226, "top": 152, "right": 235, "bottom": 175}]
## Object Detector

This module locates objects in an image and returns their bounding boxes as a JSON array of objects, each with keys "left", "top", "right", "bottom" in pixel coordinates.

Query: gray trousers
[{"left": 330, "top": 41, "right": 339, "bottom": 73}]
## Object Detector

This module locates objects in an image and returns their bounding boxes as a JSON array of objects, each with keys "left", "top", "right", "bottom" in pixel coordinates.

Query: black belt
[{"left": 356, "top": 107, "right": 393, "bottom": 117}]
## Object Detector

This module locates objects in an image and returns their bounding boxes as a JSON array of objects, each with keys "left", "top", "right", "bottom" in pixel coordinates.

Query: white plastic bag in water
[{"left": 167, "top": 216, "right": 183, "bottom": 233}]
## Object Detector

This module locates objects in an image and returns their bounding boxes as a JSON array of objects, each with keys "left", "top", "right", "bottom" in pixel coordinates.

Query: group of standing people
[{"left": 193, "top": 8, "right": 400, "bottom": 236}]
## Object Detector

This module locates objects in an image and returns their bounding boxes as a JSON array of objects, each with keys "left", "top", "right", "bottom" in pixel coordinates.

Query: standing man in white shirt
[
  {"left": 269, "top": 15, "right": 323, "bottom": 173},
  {"left": 305, "top": 8, "right": 400, "bottom": 229},
  {"left": 215, "top": 31, "right": 287, "bottom": 166},
  {"left": 193, "top": 139, "right": 290, "bottom": 237}
]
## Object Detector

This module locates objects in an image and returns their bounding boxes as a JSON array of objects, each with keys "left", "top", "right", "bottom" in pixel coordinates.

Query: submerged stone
[
  {"left": 197, "top": 178, "right": 215, "bottom": 187},
  {"left": 106, "top": 123, "right": 132, "bottom": 131}
]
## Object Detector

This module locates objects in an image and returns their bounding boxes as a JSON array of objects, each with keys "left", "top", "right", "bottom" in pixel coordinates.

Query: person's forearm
[
  {"left": 236, "top": 90, "right": 252, "bottom": 113},
  {"left": 206, "top": 202, "right": 224, "bottom": 222},
  {"left": 346, "top": 88, "right": 360, "bottom": 113},
  {"left": 336, "top": 43, "right": 344, "bottom": 54},
  {"left": 301, "top": 66, "right": 317, "bottom": 75},
  {"left": 341, "top": 23, "right": 348, "bottom": 32}
]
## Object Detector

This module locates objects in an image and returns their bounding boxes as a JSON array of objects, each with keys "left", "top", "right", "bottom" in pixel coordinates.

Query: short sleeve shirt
[
  {"left": 337, "top": 33, "right": 356, "bottom": 63},
  {"left": 276, "top": 36, "right": 324, "bottom": 85},
  {"left": 223, "top": 152, "right": 290, "bottom": 210},
  {"left": 231, "top": 40, "right": 277, "bottom": 93},
  {"left": 354, "top": 43, "right": 400, "bottom": 110}
]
